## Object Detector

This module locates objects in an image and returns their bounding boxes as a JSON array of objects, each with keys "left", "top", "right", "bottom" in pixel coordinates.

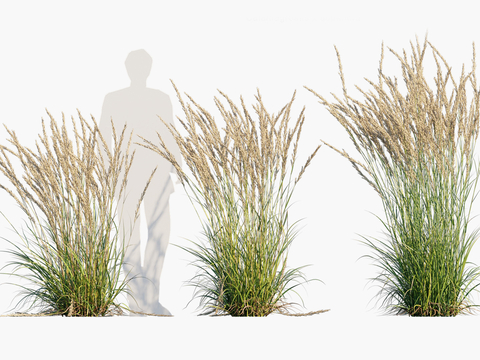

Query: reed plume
[
  {"left": 0, "top": 110, "right": 149, "bottom": 316},
  {"left": 140, "top": 81, "right": 320, "bottom": 316},
  {"left": 306, "top": 36, "right": 480, "bottom": 316}
]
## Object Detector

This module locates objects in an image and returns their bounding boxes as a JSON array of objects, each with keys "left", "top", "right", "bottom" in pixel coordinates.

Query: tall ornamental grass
[
  {"left": 0, "top": 111, "right": 150, "bottom": 316},
  {"left": 140, "top": 82, "right": 320, "bottom": 316},
  {"left": 306, "top": 37, "right": 480, "bottom": 316}
]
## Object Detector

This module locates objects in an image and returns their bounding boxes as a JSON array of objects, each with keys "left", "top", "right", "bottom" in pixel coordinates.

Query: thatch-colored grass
[
  {"left": 0, "top": 110, "right": 152, "bottom": 316},
  {"left": 306, "top": 36, "right": 480, "bottom": 316},
  {"left": 140, "top": 81, "right": 320, "bottom": 316}
]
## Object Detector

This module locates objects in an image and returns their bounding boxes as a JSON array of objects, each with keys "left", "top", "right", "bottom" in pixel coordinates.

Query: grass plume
[
  {"left": 0, "top": 110, "right": 149, "bottom": 316},
  {"left": 140, "top": 81, "right": 320, "bottom": 316},
  {"left": 306, "top": 36, "right": 480, "bottom": 316}
]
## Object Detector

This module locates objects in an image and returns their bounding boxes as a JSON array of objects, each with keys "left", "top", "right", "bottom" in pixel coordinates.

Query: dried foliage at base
[
  {"left": 0, "top": 110, "right": 150, "bottom": 316},
  {"left": 307, "top": 36, "right": 480, "bottom": 316},
  {"left": 140, "top": 81, "right": 320, "bottom": 316}
]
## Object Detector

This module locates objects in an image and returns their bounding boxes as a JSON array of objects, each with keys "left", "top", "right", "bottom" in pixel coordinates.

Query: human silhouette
[{"left": 99, "top": 49, "right": 182, "bottom": 315}]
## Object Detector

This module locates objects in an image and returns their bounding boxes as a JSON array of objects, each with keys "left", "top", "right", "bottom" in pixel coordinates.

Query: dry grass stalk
[
  {"left": 306, "top": 36, "right": 480, "bottom": 316},
  {"left": 140, "top": 81, "right": 320, "bottom": 210},
  {"left": 0, "top": 110, "right": 149, "bottom": 316},
  {"left": 306, "top": 36, "right": 480, "bottom": 191},
  {"left": 139, "top": 81, "right": 321, "bottom": 316}
]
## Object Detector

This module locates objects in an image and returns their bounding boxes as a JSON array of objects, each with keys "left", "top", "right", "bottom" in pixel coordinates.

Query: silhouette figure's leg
[
  {"left": 118, "top": 188, "right": 144, "bottom": 313},
  {"left": 142, "top": 176, "right": 173, "bottom": 315}
]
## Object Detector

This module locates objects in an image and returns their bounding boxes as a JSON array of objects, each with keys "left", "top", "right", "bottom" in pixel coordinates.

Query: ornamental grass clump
[
  {"left": 306, "top": 37, "right": 480, "bottom": 316},
  {"left": 0, "top": 110, "right": 149, "bottom": 316},
  {"left": 140, "top": 81, "right": 320, "bottom": 316}
]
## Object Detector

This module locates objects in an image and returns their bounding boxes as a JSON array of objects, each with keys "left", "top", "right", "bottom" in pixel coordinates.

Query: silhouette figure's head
[{"left": 125, "top": 49, "right": 152, "bottom": 86}]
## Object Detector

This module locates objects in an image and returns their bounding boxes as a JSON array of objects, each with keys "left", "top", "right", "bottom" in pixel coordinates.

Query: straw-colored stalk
[
  {"left": 139, "top": 81, "right": 320, "bottom": 316},
  {"left": 306, "top": 36, "right": 480, "bottom": 316},
  {"left": 0, "top": 110, "right": 151, "bottom": 316}
]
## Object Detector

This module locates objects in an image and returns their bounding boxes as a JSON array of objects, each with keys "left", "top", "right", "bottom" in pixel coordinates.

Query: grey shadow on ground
[{"left": 99, "top": 49, "right": 182, "bottom": 315}]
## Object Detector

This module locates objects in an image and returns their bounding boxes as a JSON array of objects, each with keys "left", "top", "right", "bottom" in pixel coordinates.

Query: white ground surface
[{"left": 1, "top": 313, "right": 478, "bottom": 359}]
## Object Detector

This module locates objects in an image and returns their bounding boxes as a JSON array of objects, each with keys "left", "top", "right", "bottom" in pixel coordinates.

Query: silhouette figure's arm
[{"left": 159, "top": 94, "right": 184, "bottom": 176}]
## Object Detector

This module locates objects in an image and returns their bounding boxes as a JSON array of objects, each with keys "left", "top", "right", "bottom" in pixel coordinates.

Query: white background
[{"left": 1, "top": 1, "right": 480, "bottom": 359}]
